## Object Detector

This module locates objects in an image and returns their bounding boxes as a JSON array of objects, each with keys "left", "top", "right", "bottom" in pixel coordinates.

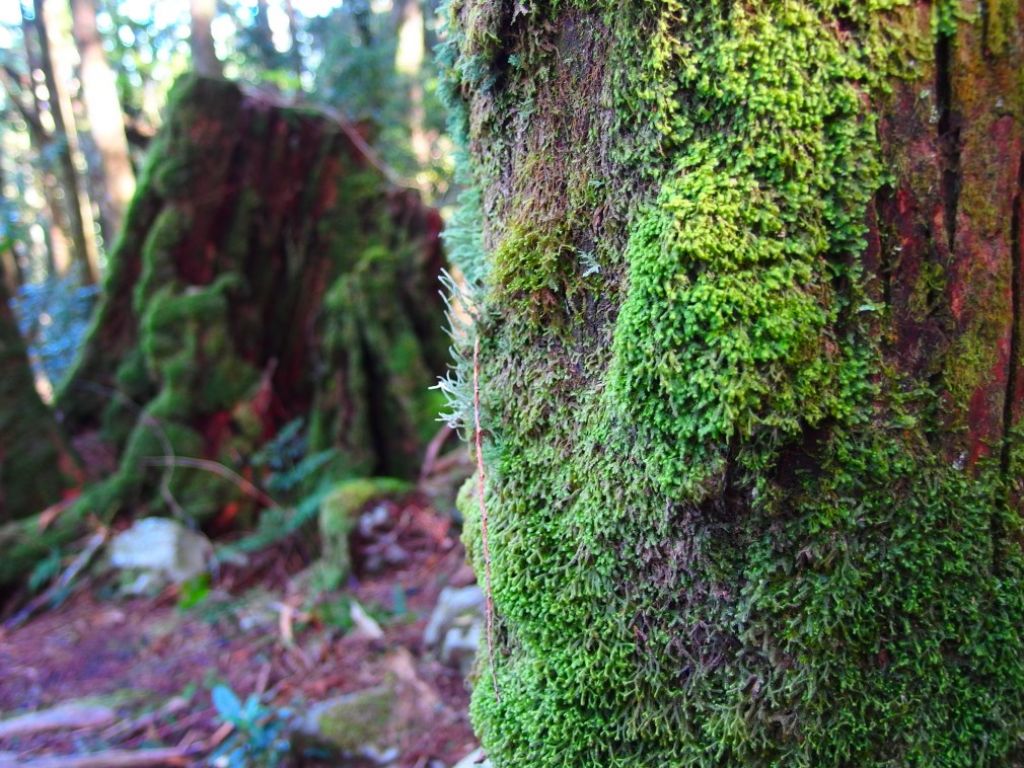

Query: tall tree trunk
[
  {"left": 253, "top": 0, "right": 278, "bottom": 69},
  {"left": 70, "top": 0, "right": 136, "bottom": 243},
  {"left": 32, "top": 0, "right": 101, "bottom": 284},
  {"left": 0, "top": 257, "right": 80, "bottom": 523},
  {"left": 19, "top": 1, "right": 72, "bottom": 277},
  {"left": 283, "top": 0, "right": 304, "bottom": 81},
  {"left": 442, "top": 1, "right": 1024, "bottom": 765},
  {"left": 0, "top": 154, "right": 23, "bottom": 295},
  {"left": 189, "top": 0, "right": 221, "bottom": 78},
  {"left": 394, "top": 0, "right": 429, "bottom": 169}
]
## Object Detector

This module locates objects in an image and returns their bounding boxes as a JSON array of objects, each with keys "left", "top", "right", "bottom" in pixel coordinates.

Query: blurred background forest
[
  {"left": 1, "top": 0, "right": 451, "bottom": 393},
  {"left": 0, "top": 2, "right": 488, "bottom": 766}
]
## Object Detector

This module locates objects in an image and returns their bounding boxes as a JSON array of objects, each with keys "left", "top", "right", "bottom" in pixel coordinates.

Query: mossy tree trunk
[
  {"left": 442, "top": 1, "right": 1024, "bottom": 765},
  {"left": 25, "top": 76, "right": 447, "bottom": 586},
  {"left": 0, "top": 265, "right": 81, "bottom": 522}
]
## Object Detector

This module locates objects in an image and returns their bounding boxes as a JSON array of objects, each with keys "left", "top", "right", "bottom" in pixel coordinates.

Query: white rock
[
  {"left": 109, "top": 517, "right": 212, "bottom": 585},
  {"left": 350, "top": 600, "right": 385, "bottom": 639},
  {"left": 441, "top": 621, "right": 481, "bottom": 677},
  {"left": 423, "top": 585, "right": 484, "bottom": 647},
  {"left": 452, "top": 747, "right": 490, "bottom": 768}
]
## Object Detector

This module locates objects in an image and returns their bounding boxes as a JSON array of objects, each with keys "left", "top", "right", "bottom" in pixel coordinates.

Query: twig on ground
[
  {"left": 0, "top": 746, "right": 197, "bottom": 767},
  {"left": 419, "top": 424, "right": 454, "bottom": 480},
  {"left": 0, "top": 704, "right": 116, "bottom": 741},
  {"left": 202, "top": 721, "right": 234, "bottom": 752},
  {"left": 4, "top": 531, "right": 107, "bottom": 630},
  {"left": 140, "top": 457, "right": 279, "bottom": 509},
  {"left": 99, "top": 697, "right": 189, "bottom": 743},
  {"left": 37, "top": 498, "right": 76, "bottom": 532}
]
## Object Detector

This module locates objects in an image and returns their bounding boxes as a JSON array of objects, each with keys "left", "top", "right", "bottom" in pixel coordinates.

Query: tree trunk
[
  {"left": 32, "top": 0, "right": 101, "bottom": 285},
  {"left": 283, "top": 0, "right": 304, "bottom": 81},
  {"left": 0, "top": 152, "right": 24, "bottom": 295},
  {"left": 442, "top": 1, "right": 1024, "bottom": 765},
  {"left": 394, "top": 0, "right": 430, "bottom": 168},
  {"left": 42, "top": 76, "right": 446, "bottom": 584},
  {"left": 252, "top": 0, "right": 278, "bottom": 70},
  {"left": 19, "top": 1, "right": 72, "bottom": 277},
  {"left": 70, "top": 0, "right": 136, "bottom": 243},
  {"left": 0, "top": 259, "right": 81, "bottom": 523},
  {"left": 189, "top": 0, "right": 221, "bottom": 78}
]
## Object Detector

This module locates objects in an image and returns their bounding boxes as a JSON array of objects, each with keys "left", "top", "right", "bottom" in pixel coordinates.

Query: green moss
[
  {"left": 490, "top": 222, "right": 574, "bottom": 316},
  {"left": 308, "top": 685, "right": 398, "bottom": 753},
  {"left": 318, "top": 477, "right": 410, "bottom": 580},
  {"left": 984, "top": 0, "right": 1019, "bottom": 55},
  {"left": 441, "top": 0, "right": 1024, "bottom": 765},
  {"left": 312, "top": 240, "right": 447, "bottom": 478},
  {"left": 0, "top": 279, "right": 78, "bottom": 520}
]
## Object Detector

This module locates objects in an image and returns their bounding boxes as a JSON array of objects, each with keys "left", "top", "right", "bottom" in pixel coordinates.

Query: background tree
[
  {"left": 393, "top": 0, "right": 429, "bottom": 169},
  {"left": 10, "top": 74, "right": 449, "bottom": 587},
  {"left": 189, "top": 0, "right": 221, "bottom": 78},
  {"left": 31, "top": 0, "right": 100, "bottom": 284},
  {"left": 0, "top": 253, "right": 80, "bottom": 523},
  {"left": 441, "top": 0, "right": 1024, "bottom": 765},
  {"left": 70, "top": 0, "right": 135, "bottom": 242}
]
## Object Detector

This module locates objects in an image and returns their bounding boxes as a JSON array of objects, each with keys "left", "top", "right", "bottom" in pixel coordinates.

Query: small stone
[
  {"left": 452, "top": 747, "right": 490, "bottom": 768},
  {"left": 423, "top": 585, "right": 484, "bottom": 647},
  {"left": 441, "top": 621, "right": 481, "bottom": 677},
  {"left": 358, "top": 503, "right": 392, "bottom": 536},
  {"left": 319, "top": 478, "right": 410, "bottom": 581},
  {"left": 350, "top": 600, "right": 385, "bottom": 639},
  {"left": 109, "top": 517, "right": 212, "bottom": 588},
  {"left": 293, "top": 652, "right": 442, "bottom": 764},
  {"left": 296, "top": 685, "right": 397, "bottom": 754}
]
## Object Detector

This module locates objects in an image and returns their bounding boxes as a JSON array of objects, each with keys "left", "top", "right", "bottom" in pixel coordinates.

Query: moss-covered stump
[
  {"left": 0, "top": 276, "right": 81, "bottom": 521},
  {"left": 51, "top": 75, "right": 446, "bottom": 538},
  {"left": 317, "top": 476, "right": 411, "bottom": 585},
  {"left": 441, "top": 1, "right": 1024, "bottom": 766}
]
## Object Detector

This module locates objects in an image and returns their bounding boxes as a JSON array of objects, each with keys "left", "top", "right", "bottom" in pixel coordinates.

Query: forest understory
[
  {"left": 0, "top": 489, "right": 479, "bottom": 768},
  {"left": 0, "top": 2, "right": 484, "bottom": 764}
]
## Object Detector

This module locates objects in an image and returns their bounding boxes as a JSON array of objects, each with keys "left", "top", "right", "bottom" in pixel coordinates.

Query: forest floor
[{"left": 0, "top": 493, "right": 478, "bottom": 767}]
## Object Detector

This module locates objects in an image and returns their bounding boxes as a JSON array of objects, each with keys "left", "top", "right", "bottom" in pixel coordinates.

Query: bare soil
[{"left": 0, "top": 495, "right": 477, "bottom": 767}]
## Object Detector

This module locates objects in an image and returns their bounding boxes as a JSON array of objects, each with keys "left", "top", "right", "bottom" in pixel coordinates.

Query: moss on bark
[
  {"left": 442, "top": 1, "right": 1024, "bottom": 765},
  {"left": 0, "top": 277, "right": 81, "bottom": 522}
]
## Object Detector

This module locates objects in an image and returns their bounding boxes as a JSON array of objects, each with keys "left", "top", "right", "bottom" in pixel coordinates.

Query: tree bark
[
  {"left": 442, "top": 1, "right": 1024, "bottom": 765},
  {"left": 46, "top": 76, "right": 446, "bottom": 577},
  {"left": 0, "top": 258, "right": 81, "bottom": 523},
  {"left": 189, "top": 0, "right": 221, "bottom": 78},
  {"left": 32, "top": 0, "right": 101, "bottom": 285},
  {"left": 70, "top": 0, "right": 136, "bottom": 243}
]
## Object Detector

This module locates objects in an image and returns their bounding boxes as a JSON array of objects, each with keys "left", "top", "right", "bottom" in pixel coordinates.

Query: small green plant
[
  {"left": 208, "top": 684, "right": 291, "bottom": 768},
  {"left": 177, "top": 573, "right": 211, "bottom": 610},
  {"left": 251, "top": 418, "right": 336, "bottom": 495},
  {"left": 27, "top": 548, "right": 62, "bottom": 594}
]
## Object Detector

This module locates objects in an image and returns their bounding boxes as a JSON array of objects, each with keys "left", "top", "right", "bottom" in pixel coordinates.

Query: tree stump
[{"left": 7, "top": 75, "right": 449, "bottom": 587}]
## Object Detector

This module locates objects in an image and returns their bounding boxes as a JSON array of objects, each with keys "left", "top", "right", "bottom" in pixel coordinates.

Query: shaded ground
[{"left": 0, "top": 495, "right": 477, "bottom": 766}]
